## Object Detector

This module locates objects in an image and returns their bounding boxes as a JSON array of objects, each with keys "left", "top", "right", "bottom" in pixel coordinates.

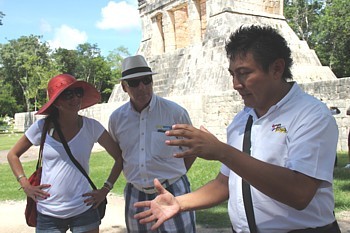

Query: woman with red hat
[{"left": 7, "top": 74, "right": 123, "bottom": 232}]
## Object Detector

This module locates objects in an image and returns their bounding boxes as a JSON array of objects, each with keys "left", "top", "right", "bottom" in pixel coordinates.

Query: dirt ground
[
  {"left": 0, "top": 196, "right": 349, "bottom": 233},
  {"left": 1, "top": 146, "right": 350, "bottom": 232}
]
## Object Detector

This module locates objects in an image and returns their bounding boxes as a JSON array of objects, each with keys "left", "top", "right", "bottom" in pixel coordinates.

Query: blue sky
[{"left": 0, "top": 0, "right": 142, "bottom": 56}]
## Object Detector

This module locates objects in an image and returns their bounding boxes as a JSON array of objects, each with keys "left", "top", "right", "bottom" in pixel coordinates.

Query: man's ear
[
  {"left": 121, "top": 81, "right": 127, "bottom": 92},
  {"left": 271, "top": 58, "right": 285, "bottom": 80}
]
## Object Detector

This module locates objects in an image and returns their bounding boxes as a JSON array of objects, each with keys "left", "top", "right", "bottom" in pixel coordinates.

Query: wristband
[
  {"left": 104, "top": 180, "right": 114, "bottom": 190},
  {"left": 16, "top": 174, "right": 26, "bottom": 182}
]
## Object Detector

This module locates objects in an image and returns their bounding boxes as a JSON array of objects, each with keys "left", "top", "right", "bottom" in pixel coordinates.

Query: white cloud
[
  {"left": 96, "top": 1, "right": 140, "bottom": 30},
  {"left": 39, "top": 19, "right": 52, "bottom": 34},
  {"left": 48, "top": 25, "right": 88, "bottom": 50}
]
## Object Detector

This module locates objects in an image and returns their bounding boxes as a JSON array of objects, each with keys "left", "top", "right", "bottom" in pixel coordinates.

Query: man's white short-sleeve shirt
[{"left": 221, "top": 83, "right": 338, "bottom": 232}]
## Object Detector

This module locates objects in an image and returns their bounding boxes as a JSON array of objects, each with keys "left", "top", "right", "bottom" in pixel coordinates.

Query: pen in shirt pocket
[
  {"left": 156, "top": 125, "right": 183, "bottom": 150},
  {"left": 156, "top": 125, "right": 172, "bottom": 133}
]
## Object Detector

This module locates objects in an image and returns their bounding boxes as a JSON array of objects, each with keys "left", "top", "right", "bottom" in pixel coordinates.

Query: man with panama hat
[{"left": 108, "top": 55, "right": 197, "bottom": 233}]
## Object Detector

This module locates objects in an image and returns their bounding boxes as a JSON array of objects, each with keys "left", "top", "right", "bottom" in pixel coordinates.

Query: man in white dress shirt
[{"left": 108, "top": 55, "right": 196, "bottom": 233}]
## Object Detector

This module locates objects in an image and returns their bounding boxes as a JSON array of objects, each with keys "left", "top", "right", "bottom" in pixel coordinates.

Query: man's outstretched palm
[{"left": 134, "top": 178, "right": 181, "bottom": 230}]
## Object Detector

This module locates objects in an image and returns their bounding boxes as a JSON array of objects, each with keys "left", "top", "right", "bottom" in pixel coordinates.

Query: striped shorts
[{"left": 124, "top": 175, "right": 196, "bottom": 233}]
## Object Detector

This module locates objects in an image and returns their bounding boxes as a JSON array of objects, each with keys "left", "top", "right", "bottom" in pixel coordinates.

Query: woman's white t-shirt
[{"left": 25, "top": 116, "right": 105, "bottom": 218}]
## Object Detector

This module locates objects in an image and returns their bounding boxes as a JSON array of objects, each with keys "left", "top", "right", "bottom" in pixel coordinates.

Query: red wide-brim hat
[{"left": 36, "top": 74, "right": 101, "bottom": 115}]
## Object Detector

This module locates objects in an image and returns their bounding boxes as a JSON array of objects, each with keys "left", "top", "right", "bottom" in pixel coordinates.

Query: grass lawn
[
  {"left": 333, "top": 152, "right": 350, "bottom": 212},
  {"left": 0, "top": 133, "right": 23, "bottom": 150},
  {"left": 1, "top": 149, "right": 349, "bottom": 228}
]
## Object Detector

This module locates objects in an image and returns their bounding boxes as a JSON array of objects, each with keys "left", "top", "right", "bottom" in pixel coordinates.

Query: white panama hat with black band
[{"left": 121, "top": 55, "right": 157, "bottom": 80}]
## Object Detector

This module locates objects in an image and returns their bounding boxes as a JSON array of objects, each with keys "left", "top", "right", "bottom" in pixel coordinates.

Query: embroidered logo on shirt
[
  {"left": 156, "top": 125, "right": 172, "bottom": 133},
  {"left": 271, "top": 124, "right": 287, "bottom": 133}
]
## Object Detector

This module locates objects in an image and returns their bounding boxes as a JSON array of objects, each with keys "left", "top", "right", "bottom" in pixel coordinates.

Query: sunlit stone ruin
[{"left": 16, "top": 0, "right": 350, "bottom": 151}]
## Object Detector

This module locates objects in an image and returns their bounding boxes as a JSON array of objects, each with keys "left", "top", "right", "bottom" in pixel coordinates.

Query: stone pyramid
[{"left": 109, "top": 0, "right": 336, "bottom": 103}]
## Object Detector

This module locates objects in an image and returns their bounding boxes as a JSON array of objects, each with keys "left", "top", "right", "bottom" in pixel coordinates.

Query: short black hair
[{"left": 225, "top": 25, "right": 293, "bottom": 81}]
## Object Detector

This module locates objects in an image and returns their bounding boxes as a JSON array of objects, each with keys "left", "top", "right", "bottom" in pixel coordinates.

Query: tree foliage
[
  {"left": 0, "top": 35, "right": 52, "bottom": 113},
  {"left": 0, "top": 34, "right": 129, "bottom": 117},
  {"left": 310, "top": 0, "right": 350, "bottom": 77},
  {"left": 284, "top": 0, "right": 323, "bottom": 42},
  {"left": 0, "top": 80, "right": 21, "bottom": 117},
  {"left": 0, "top": 11, "right": 5, "bottom": 26},
  {"left": 284, "top": 0, "right": 350, "bottom": 78},
  {"left": 74, "top": 43, "right": 114, "bottom": 102},
  {"left": 51, "top": 48, "right": 80, "bottom": 75},
  {"left": 105, "top": 46, "right": 130, "bottom": 100}
]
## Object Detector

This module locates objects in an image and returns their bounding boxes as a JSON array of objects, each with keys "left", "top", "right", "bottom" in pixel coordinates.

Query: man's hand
[
  {"left": 165, "top": 124, "right": 226, "bottom": 161},
  {"left": 134, "top": 179, "right": 180, "bottom": 230}
]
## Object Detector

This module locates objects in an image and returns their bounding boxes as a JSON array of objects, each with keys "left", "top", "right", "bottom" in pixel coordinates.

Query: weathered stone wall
[
  {"left": 107, "top": 78, "right": 348, "bottom": 151},
  {"left": 299, "top": 78, "right": 350, "bottom": 151},
  {"left": 14, "top": 77, "right": 350, "bottom": 152},
  {"left": 163, "top": 78, "right": 350, "bottom": 152}
]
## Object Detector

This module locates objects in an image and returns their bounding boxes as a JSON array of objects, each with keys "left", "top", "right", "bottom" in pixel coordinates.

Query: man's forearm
[{"left": 177, "top": 173, "right": 229, "bottom": 212}]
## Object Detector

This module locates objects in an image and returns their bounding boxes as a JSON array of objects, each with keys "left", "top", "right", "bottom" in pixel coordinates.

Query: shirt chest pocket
[
  {"left": 252, "top": 133, "right": 288, "bottom": 166},
  {"left": 151, "top": 132, "right": 182, "bottom": 158}
]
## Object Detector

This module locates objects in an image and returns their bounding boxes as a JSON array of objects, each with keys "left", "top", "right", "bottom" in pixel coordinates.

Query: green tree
[
  {"left": 90, "top": 55, "right": 113, "bottom": 102},
  {"left": 284, "top": 0, "right": 350, "bottom": 78},
  {"left": 0, "top": 34, "right": 129, "bottom": 113},
  {"left": 311, "top": 0, "right": 350, "bottom": 77},
  {"left": 0, "top": 35, "right": 52, "bottom": 113},
  {"left": 0, "top": 80, "right": 21, "bottom": 117},
  {"left": 284, "top": 0, "right": 324, "bottom": 42},
  {"left": 51, "top": 48, "right": 80, "bottom": 75},
  {"left": 74, "top": 43, "right": 114, "bottom": 102},
  {"left": 75, "top": 43, "right": 101, "bottom": 83},
  {"left": 105, "top": 46, "right": 130, "bottom": 99},
  {"left": 0, "top": 11, "right": 5, "bottom": 26}
]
